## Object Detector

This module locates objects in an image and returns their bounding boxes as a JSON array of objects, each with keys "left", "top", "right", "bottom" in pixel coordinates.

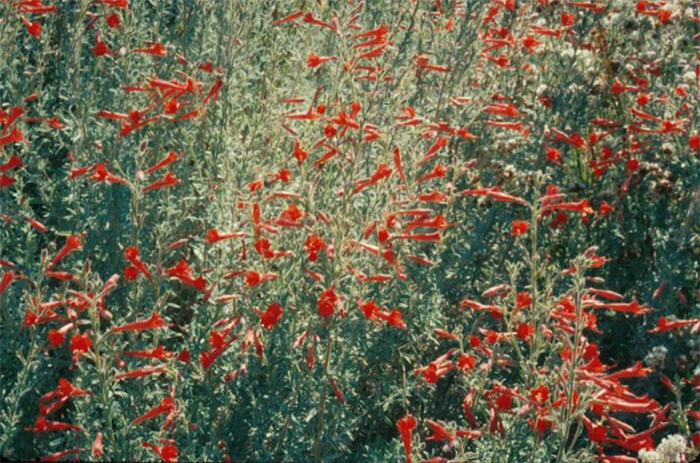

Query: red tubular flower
[
  {"left": 595, "top": 455, "right": 638, "bottom": 463},
  {"left": 0, "top": 173, "right": 14, "bottom": 188},
  {"left": 142, "top": 172, "right": 178, "bottom": 193},
  {"left": 462, "top": 391, "right": 479, "bottom": 428},
  {"left": 329, "top": 109, "right": 360, "bottom": 130},
  {"left": 660, "top": 375, "right": 675, "bottom": 392},
  {"left": 92, "top": 432, "right": 104, "bottom": 459},
  {"left": 133, "top": 397, "right": 176, "bottom": 424},
  {"left": 529, "top": 410, "right": 553, "bottom": 436},
  {"left": 603, "top": 362, "right": 652, "bottom": 381},
  {"left": 306, "top": 52, "right": 336, "bottom": 68},
  {"left": 105, "top": 13, "right": 120, "bottom": 28},
  {"left": 254, "top": 303, "right": 283, "bottom": 330},
  {"left": 417, "top": 136, "right": 449, "bottom": 166},
  {"left": 91, "top": 33, "right": 111, "bottom": 56},
  {"left": 200, "top": 332, "right": 235, "bottom": 369},
  {"left": 302, "top": 12, "right": 336, "bottom": 31},
  {"left": 396, "top": 414, "right": 417, "bottom": 463},
  {"left": 403, "top": 213, "right": 450, "bottom": 233},
  {"left": 0, "top": 126, "right": 24, "bottom": 146},
  {"left": 434, "top": 329, "right": 457, "bottom": 340},
  {"left": 416, "top": 162, "right": 447, "bottom": 184},
  {"left": 317, "top": 287, "right": 337, "bottom": 318},
  {"left": 273, "top": 10, "right": 303, "bottom": 26},
  {"left": 119, "top": 115, "right": 163, "bottom": 137},
  {"left": 133, "top": 42, "right": 167, "bottom": 56},
  {"left": 142, "top": 442, "right": 178, "bottom": 463},
  {"left": 689, "top": 133, "right": 700, "bottom": 151},
  {"left": 145, "top": 151, "right": 180, "bottom": 174},
  {"left": 204, "top": 78, "right": 223, "bottom": 104},
  {"left": 122, "top": 345, "right": 175, "bottom": 360},
  {"left": 111, "top": 311, "right": 170, "bottom": 333},
  {"left": 392, "top": 147, "right": 406, "bottom": 182},
  {"left": 461, "top": 186, "right": 528, "bottom": 205},
  {"left": 90, "top": 164, "right": 128, "bottom": 184},
  {"left": 583, "top": 300, "right": 652, "bottom": 315},
  {"left": 648, "top": 316, "right": 699, "bottom": 333},
  {"left": 580, "top": 416, "right": 608, "bottom": 443},
  {"left": 25, "top": 217, "right": 47, "bottom": 232},
  {"left": 20, "top": 15, "right": 42, "bottom": 38},
  {"left": 277, "top": 203, "right": 304, "bottom": 225},
  {"left": 483, "top": 103, "right": 519, "bottom": 117},
  {"left": 123, "top": 266, "right": 138, "bottom": 280},
  {"left": 0, "top": 106, "right": 24, "bottom": 133},
  {"left": 330, "top": 378, "right": 345, "bottom": 404},
  {"left": 124, "top": 246, "right": 151, "bottom": 279},
  {"left": 206, "top": 228, "right": 248, "bottom": 244},
  {"left": 306, "top": 344, "right": 315, "bottom": 370},
  {"left": 94, "top": 0, "right": 128, "bottom": 8},
  {"left": 549, "top": 127, "right": 586, "bottom": 148},
  {"left": 47, "top": 234, "right": 82, "bottom": 270},
  {"left": 511, "top": 220, "right": 529, "bottom": 236},
  {"left": 293, "top": 139, "right": 308, "bottom": 164},
  {"left": 352, "top": 163, "right": 392, "bottom": 195},
  {"left": 39, "top": 448, "right": 85, "bottom": 462},
  {"left": 591, "top": 396, "right": 658, "bottom": 414},
  {"left": 0, "top": 271, "right": 14, "bottom": 295},
  {"left": 415, "top": 55, "right": 450, "bottom": 75},
  {"left": 69, "top": 333, "right": 92, "bottom": 361},
  {"left": 515, "top": 291, "right": 532, "bottom": 312},
  {"left": 253, "top": 238, "right": 293, "bottom": 259},
  {"left": 414, "top": 349, "right": 455, "bottom": 383},
  {"left": 542, "top": 199, "right": 594, "bottom": 215},
  {"left": 458, "top": 353, "right": 476, "bottom": 373},
  {"left": 529, "top": 385, "right": 550, "bottom": 405},
  {"left": 39, "top": 378, "right": 91, "bottom": 410},
  {"left": 115, "top": 365, "right": 169, "bottom": 380},
  {"left": 586, "top": 288, "right": 623, "bottom": 300},
  {"left": 359, "top": 300, "right": 379, "bottom": 320},
  {"left": 242, "top": 270, "right": 278, "bottom": 287},
  {"left": 40, "top": 397, "right": 70, "bottom": 416},
  {"left": 27, "top": 416, "right": 84, "bottom": 433},
  {"left": 162, "top": 98, "right": 180, "bottom": 115},
  {"left": 177, "top": 349, "right": 191, "bottom": 363},
  {"left": 377, "top": 308, "right": 406, "bottom": 329},
  {"left": 303, "top": 234, "right": 326, "bottom": 261},
  {"left": 47, "top": 323, "right": 73, "bottom": 348},
  {"left": 424, "top": 419, "right": 454, "bottom": 442},
  {"left": 164, "top": 259, "right": 207, "bottom": 290},
  {"left": 0, "top": 154, "right": 23, "bottom": 171},
  {"left": 516, "top": 323, "right": 535, "bottom": 341},
  {"left": 392, "top": 231, "right": 441, "bottom": 242}
]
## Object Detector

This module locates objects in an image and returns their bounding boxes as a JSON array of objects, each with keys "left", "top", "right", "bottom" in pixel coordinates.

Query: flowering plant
[{"left": 0, "top": 0, "right": 697, "bottom": 462}]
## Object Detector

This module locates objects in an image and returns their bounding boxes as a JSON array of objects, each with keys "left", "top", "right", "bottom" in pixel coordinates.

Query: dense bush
[{"left": 0, "top": 1, "right": 698, "bottom": 462}]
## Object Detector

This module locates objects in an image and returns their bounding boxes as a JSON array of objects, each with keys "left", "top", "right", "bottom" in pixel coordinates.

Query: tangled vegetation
[{"left": 0, "top": 1, "right": 698, "bottom": 462}]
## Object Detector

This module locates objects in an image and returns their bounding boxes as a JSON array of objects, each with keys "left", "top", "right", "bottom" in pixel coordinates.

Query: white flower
[
  {"left": 645, "top": 346, "right": 668, "bottom": 369},
  {"left": 639, "top": 435, "right": 688, "bottom": 463},
  {"left": 656, "top": 434, "right": 686, "bottom": 462},
  {"left": 639, "top": 449, "right": 663, "bottom": 463},
  {"left": 683, "top": 71, "right": 696, "bottom": 85},
  {"left": 560, "top": 42, "right": 576, "bottom": 59}
]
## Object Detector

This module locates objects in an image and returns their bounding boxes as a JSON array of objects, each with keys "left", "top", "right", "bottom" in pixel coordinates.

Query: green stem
[
  {"left": 313, "top": 329, "right": 335, "bottom": 463},
  {"left": 556, "top": 266, "right": 584, "bottom": 462}
]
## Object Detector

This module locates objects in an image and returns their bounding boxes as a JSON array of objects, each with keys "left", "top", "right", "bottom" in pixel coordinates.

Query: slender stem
[
  {"left": 88, "top": 279, "right": 117, "bottom": 459},
  {"left": 313, "top": 328, "right": 335, "bottom": 463},
  {"left": 528, "top": 202, "right": 540, "bottom": 364},
  {"left": 556, "top": 266, "right": 584, "bottom": 462}
]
